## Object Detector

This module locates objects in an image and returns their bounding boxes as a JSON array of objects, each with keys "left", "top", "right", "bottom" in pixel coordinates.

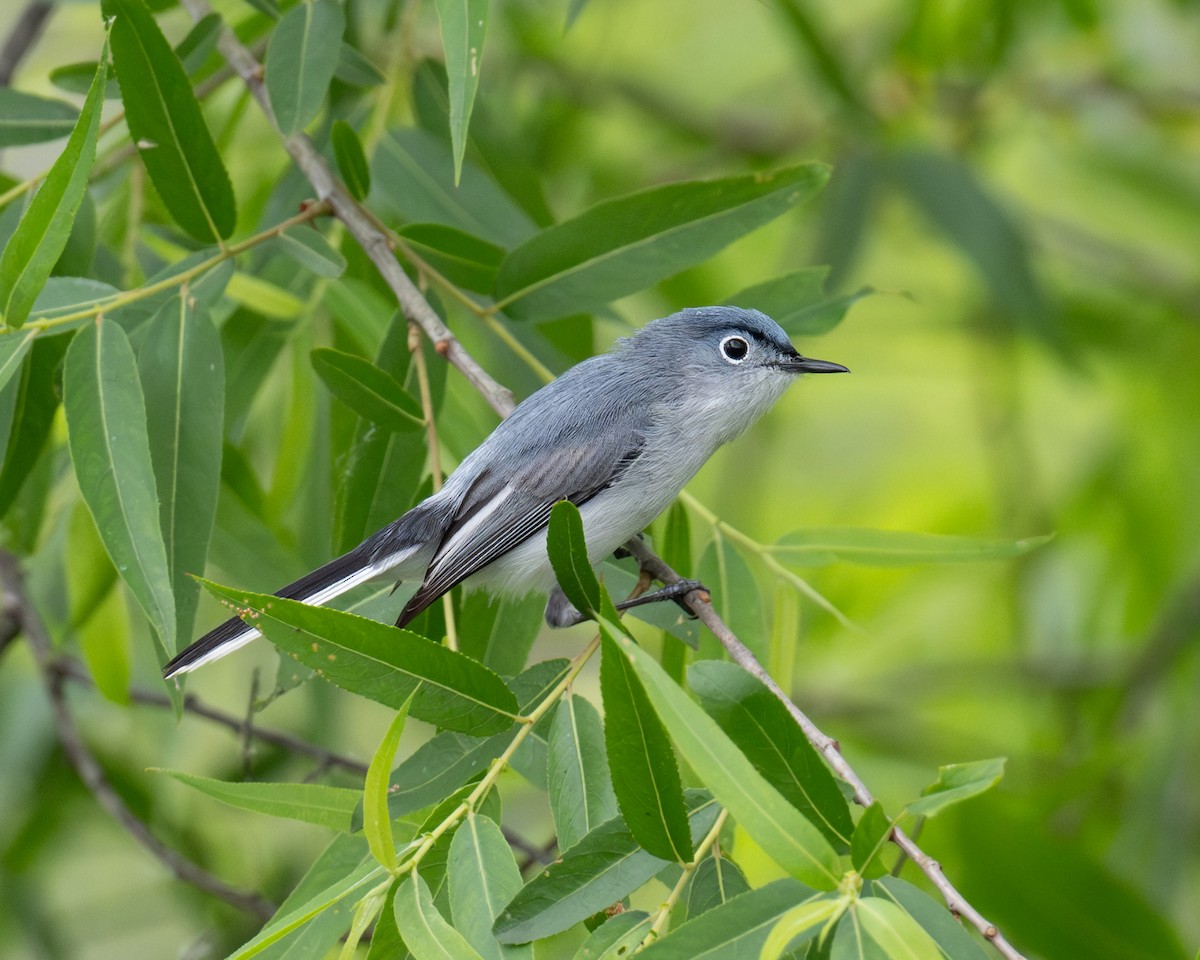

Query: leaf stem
[{"left": 642, "top": 807, "right": 730, "bottom": 946}]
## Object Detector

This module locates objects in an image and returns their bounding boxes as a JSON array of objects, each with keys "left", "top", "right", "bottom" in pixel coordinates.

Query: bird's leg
[{"left": 543, "top": 579, "right": 709, "bottom": 628}]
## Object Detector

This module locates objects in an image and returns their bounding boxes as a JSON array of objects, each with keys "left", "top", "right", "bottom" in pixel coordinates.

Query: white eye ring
[{"left": 720, "top": 335, "right": 750, "bottom": 364}]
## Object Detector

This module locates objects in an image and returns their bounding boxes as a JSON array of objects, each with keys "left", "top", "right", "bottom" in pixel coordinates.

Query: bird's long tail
[{"left": 162, "top": 543, "right": 418, "bottom": 678}]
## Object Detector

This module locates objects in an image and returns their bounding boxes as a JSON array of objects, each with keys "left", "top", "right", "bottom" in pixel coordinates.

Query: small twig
[
  {"left": 643, "top": 808, "right": 729, "bottom": 945},
  {"left": 0, "top": 551, "right": 275, "bottom": 922},
  {"left": 50, "top": 657, "right": 370, "bottom": 776},
  {"left": 0, "top": 0, "right": 52, "bottom": 87},
  {"left": 621, "top": 538, "right": 1028, "bottom": 960}
]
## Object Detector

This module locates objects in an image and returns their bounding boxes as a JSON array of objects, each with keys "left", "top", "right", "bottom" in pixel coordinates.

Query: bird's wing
[{"left": 395, "top": 424, "right": 644, "bottom": 626}]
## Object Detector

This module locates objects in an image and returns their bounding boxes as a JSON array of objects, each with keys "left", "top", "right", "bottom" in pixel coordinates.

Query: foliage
[{"left": 1, "top": 1, "right": 1198, "bottom": 959}]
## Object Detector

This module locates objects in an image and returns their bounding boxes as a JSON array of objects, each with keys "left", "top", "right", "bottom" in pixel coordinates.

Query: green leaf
[
  {"left": 155, "top": 769, "right": 360, "bottom": 831},
  {"left": 760, "top": 896, "right": 842, "bottom": 960},
  {"left": 265, "top": 0, "right": 345, "bottom": 135},
  {"left": 493, "top": 790, "right": 720, "bottom": 944},
  {"left": 49, "top": 61, "right": 122, "bottom": 99},
  {"left": 855, "top": 898, "right": 944, "bottom": 960},
  {"left": 334, "top": 42, "right": 387, "bottom": 87},
  {"left": 274, "top": 227, "right": 347, "bottom": 279},
  {"left": 637, "top": 879, "right": 815, "bottom": 960},
  {"left": 456, "top": 591, "right": 544, "bottom": 676},
  {"left": 433, "top": 0, "right": 489, "bottom": 184},
  {"left": 547, "top": 694, "right": 619, "bottom": 852},
  {"left": 546, "top": 500, "right": 603, "bottom": 619},
  {"left": 688, "top": 660, "right": 853, "bottom": 849},
  {"left": 697, "top": 537, "right": 766, "bottom": 662},
  {"left": 311, "top": 347, "right": 425, "bottom": 432},
  {"left": 67, "top": 504, "right": 129, "bottom": 703},
  {"left": 449, "top": 813, "right": 532, "bottom": 960},
  {"left": 600, "top": 632, "right": 693, "bottom": 863},
  {"left": 685, "top": 854, "right": 750, "bottom": 919},
  {"left": 493, "top": 163, "right": 829, "bottom": 321},
  {"left": 771, "top": 528, "right": 1052, "bottom": 567},
  {"left": 398, "top": 223, "right": 504, "bottom": 293},
  {"left": 104, "top": 0, "right": 236, "bottom": 241},
  {"left": 373, "top": 128, "right": 536, "bottom": 247},
  {"left": 871, "top": 879, "right": 988, "bottom": 960},
  {"left": 332, "top": 120, "right": 371, "bottom": 201},
  {"left": 136, "top": 293, "right": 224, "bottom": 648},
  {"left": 906, "top": 758, "right": 1006, "bottom": 819},
  {"left": 724, "top": 267, "right": 873, "bottom": 336},
  {"left": 850, "top": 802, "right": 892, "bottom": 878},
  {"left": 0, "top": 332, "right": 70, "bottom": 521},
  {"left": 0, "top": 52, "right": 105, "bottom": 328},
  {"left": 199, "top": 580, "right": 519, "bottom": 734},
  {"left": 606, "top": 626, "right": 841, "bottom": 889},
  {"left": 0, "top": 89, "right": 79, "bottom": 147},
  {"left": 572, "top": 911, "right": 651, "bottom": 959},
  {"left": 175, "top": 12, "right": 222, "bottom": 75},
  {"left": 364, "top": 697, "right": 414, "bottom": 871},
  {"left": 64, "top": 319, "right": 176, "bottom": 658},
  {"left": 396, "top": 873, "right": 487, "bottom": 960},
  {"left": 0, "top": 330, "right": 36, "bottom": 394}
]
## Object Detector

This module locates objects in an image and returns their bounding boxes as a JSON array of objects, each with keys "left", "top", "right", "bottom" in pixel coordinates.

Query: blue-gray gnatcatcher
[{"left": 163, "top": 306, "right": 847, "bottom": 677}]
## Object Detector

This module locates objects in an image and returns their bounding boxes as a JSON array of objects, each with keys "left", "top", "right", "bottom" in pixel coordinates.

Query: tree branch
[
  {"left": 0, "top": 0, "right": 52, "bottom": 87},
  {"left": 622, "top": 537, "right": 1028, "bottom": 960},
  {"left": 0, "top": 551, "right": 275, "bottom": 922},
  {"left": 177, "top": 0, "right": 515, "bottom": 419}
]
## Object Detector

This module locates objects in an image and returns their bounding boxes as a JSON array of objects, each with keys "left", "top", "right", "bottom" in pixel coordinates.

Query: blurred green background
[{"left": 2, "top": 0, "right": 1198, "bottom": 958}]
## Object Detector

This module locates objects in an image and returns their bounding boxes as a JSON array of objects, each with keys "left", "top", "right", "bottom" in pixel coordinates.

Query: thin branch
[
  {"left": 178, "top": 0, "right": 515, "bottom": 419},
  {"left": 50, "top": 657, "right": 371, "bottom": 777},
  {"left": 0, "top": 551, "right": 275, "bottom": 922},
  {"left": 0, "top": 0, "right": 52, "bottom": 87},
  {"left": 622, "top": 537, "right": 1028, "bottom": 960}
]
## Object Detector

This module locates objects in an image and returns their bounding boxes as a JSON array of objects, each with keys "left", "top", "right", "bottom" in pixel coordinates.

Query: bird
[{"left": 163, "top": 306, "right": 847, "bottom": 677}]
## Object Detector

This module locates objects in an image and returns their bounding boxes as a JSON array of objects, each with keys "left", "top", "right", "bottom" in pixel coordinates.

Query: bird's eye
[{"left": 720, "top": 335, "right": 750, "bottom": 364}]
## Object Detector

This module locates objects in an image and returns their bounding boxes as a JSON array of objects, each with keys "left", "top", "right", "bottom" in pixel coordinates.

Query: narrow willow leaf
[
  {"left": 608, "top": 626, "right": 841, "bottom": 889},
  {"left": 266, "top": 0, "right": 346, "bottom": 135},
  {"left": 275, "top": 227, "right": 347, "bottom": 279},
  {"left": 155, "top": 769, "right": 360, "bottom": 831},
  {"left": 600, "top": 633, "right": 692, "bottom": 863},
  {"left": 229, "top": 857, "right": 388, "bottom": 960},
  {"left": 311, "top": 347, "right": 424, "bottom": 432},
  {"left": 685, "top": 854, "right": 750, "bottom": 919},
  {"left": 546, "top": 500, "right": 602, "bottom": 618},
  {"left": 433, "top": 0, "right": 488, "bottom": 184},
  {"left": 449, "top": 813, "right": 531, "bottom": 960},
  {"left": 871, "top": 879, "right": 988, "bottom": 960},
  {"left": 573, "top": 911, "right": 651, "bottom": 959},
  {"left": 688, "top": 660, "right": 853, "bottom": 849},
  {"left": 332, "top": 120, "right": 371, "bottom": 200},
  {"left": 334, "top": 42, "right": 387, "bottom": 87},
  {"left": 855, "top": 899, "right": 944, "bottom": 960},
  {"left": 493, "top": 163, "right": 829, "bottom": 321},
  {"left": 697, "top": 537, "right": 767, "bottom": 662},
  {"left": 104, "top": 0, "right": 236, "bottom": 241},
  {"left": 637, "top": 879, "right": 815, "bottom": 960},
  {"left": 547, "top": 694, "right": 619, "bottom": 852},
  {"left": 761, "top": 897, "right": 843, "bottom": 960},
  {"left": 49, "top": 61, "right": 122, "bottom": 99},
  {"left": 364, "top": 698, "right": 414, "bottom": 871},
  {"left": 175, "top": 12, "right": 222, "bottom": 74},
  {"left": 199, "top": 580, "right": 519, "bottom": 734},
  {"left": 64, "top": 319, "right": 176, "bottom": 657},
  {"left": 0, "top": 89, "right": 79, "bottom": 147},
  {"left": 850, "top": 802, "right": 892, "bottom": 878},
  {"left": 456, "top": 591, "right": 544, "bottom": 676},
  {"left": 493, "top": 791, "right": 720, "bottom": 944},
  {"left": 0, "top": 332, "right": 70, "bottom": 520},
  {"left": 137, "top": 293, "right": 224, "bottom": 647},
  {"left": 907, "top": 758, "right": 1006, "bottom": 819},
  {"left": 22, "top": 277, "right": 119, "bottom": 331},
  {"left": 0, "top": 52, "right": 105, "bottom": 328},
  {"left": 771, "top": 528, "right": 1052, "bottom": 567},
  {"left": 373, "top": 129, "right": 536, "bottom": 247},
  {"left": 398, "top": 223, "right": 504, "bottom": 294},
  {"left": 0, "top": 330, "right": 36, "bottom": 393},
  {"left": 724, "top": 267, "right": 873, "bottom": 336},
  {"left": 396, "top": 873, "right": 487, "bottom": 960}
]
